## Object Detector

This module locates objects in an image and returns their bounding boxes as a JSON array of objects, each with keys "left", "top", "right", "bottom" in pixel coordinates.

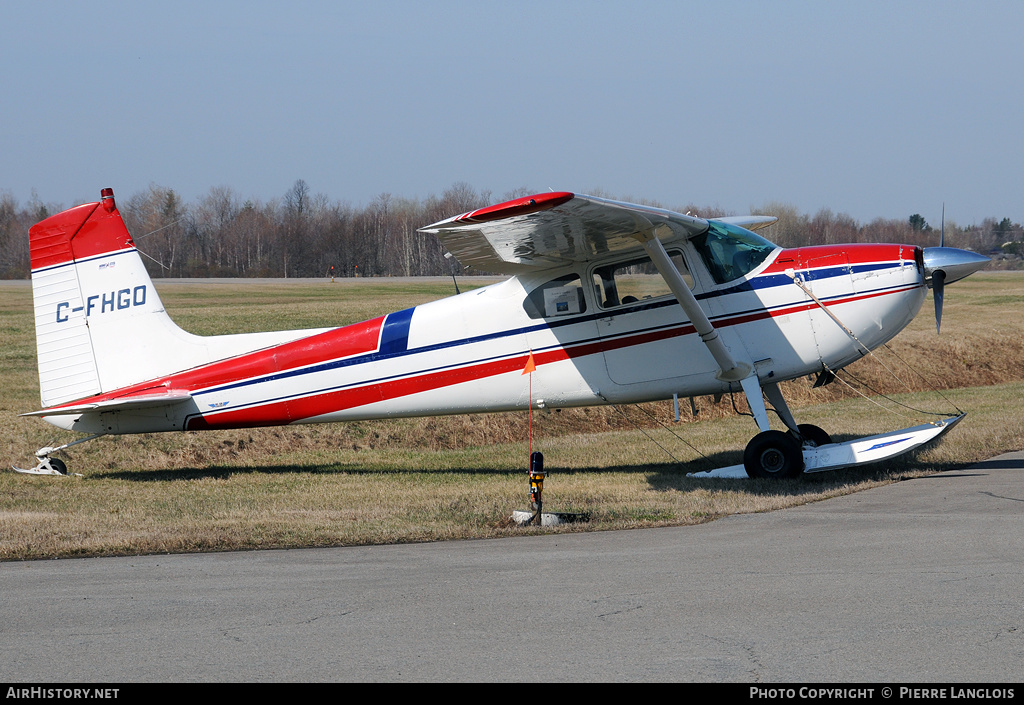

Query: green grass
[{"left": 1, "top": 274, "right": 1023, "bottom": 560}]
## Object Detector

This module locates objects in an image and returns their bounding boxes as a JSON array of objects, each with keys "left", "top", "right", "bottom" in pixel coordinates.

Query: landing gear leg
[
  {"left": 763, "top": 383, "right": 799, "bottom": 434},
  {"left": 738, "top": 377, "right": 808, "bottom": 479},
  {"left": 763, "top": 382, "right": 833, "bottom": 447},
  {"left": 12, "top": 434, "right": 105, "bottom": 476},
  {"left": 739, "top": 375, "right": 772, "bottom": 432}
]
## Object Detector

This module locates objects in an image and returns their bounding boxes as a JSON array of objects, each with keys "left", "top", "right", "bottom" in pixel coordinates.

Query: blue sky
[{"left": 3, "top": 1, "right": 1022, "bottom": 227}]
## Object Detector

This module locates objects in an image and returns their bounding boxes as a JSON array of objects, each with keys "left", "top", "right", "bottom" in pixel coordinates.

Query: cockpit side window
[
  {"left": 690, "top": 221, "right": 776, "bottom": 284},
  {"left": 592, "top": 251, "right": 693, "bottom": 309},
  {"left": 523, "top": 273, "right": 588, "bottom": 319}
]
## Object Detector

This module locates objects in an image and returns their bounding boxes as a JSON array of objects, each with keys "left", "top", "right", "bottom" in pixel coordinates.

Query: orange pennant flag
[{"left": 522, "top": 349, "right": 536, "bottom": 375}]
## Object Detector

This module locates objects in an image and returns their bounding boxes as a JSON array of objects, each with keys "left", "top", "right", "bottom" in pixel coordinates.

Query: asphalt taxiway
[{"left": 2, "top": 453, "right": 1022, "bottom": 682}]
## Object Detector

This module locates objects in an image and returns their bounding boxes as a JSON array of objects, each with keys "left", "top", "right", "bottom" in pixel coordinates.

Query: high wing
[
  {"left": 422, "top": 191, "right": 780, "bottom": 384},
  {"left": 419, "top": 192, "right": 729, "bottom": 273}
]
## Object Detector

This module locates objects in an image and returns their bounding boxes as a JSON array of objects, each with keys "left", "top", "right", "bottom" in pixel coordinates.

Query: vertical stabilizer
[
  {"left": 29, "top": 189, "right": 329, "bottom": 411},
  {"left": 30, "top": 189, "right": 152, "bottom": 407}
]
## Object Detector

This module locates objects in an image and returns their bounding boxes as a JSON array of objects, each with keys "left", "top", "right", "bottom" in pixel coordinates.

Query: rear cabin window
[
  {"left": 523, "top": 274, "right": 587, "bottom": 319},
  {"left": 592, "top": 252, "right": 693, "bottom": 309}
]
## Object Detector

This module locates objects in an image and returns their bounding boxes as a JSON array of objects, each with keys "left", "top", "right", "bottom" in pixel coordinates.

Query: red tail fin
[{"left": 29, "top": 188, "right": 135, "bottom": 272}]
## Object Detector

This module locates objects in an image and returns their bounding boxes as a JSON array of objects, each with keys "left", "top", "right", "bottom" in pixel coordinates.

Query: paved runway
[{"left": 2, "top": 454, "right": 1022, "bottom": 682}]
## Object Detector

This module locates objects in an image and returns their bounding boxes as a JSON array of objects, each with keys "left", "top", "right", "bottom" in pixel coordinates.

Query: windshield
[{"left": 690, "top": 221, "right": 777, "bottom": 284}]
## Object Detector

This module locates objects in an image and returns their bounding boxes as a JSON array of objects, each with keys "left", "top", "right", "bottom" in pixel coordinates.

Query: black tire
[
  {"left": 47, "top": 458, "right": 68, "bottom": 475},
  {"left": 795, "top": 424, "right": 832, "bottom": 448},
  {"left": 744, "top": 430, "right": 804, "bottom": 479}
]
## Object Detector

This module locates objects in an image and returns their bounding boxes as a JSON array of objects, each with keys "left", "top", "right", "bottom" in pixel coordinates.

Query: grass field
[{"left": 2, "top": 273, "right": 1023, "bottom": 561}]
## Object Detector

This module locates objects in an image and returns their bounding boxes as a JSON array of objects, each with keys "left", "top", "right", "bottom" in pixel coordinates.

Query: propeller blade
[
  {"left": 932, "top": 268, "right": 945, "bottom": 334},
  {"left": 940, "top": 203, "right": 945, "bottom": 248}
]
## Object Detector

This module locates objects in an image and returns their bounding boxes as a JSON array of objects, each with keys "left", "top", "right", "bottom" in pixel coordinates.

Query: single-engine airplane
[{"left": 18, "top": 189, "right": 989, "bottom": 478}]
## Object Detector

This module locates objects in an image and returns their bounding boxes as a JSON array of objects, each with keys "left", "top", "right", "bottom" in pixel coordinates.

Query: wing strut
[
  {"left": 635, "top": 230, "right": 751, "bottom": 383},
  {"left": 636, "top": 229, "right": 778, "bottom": 432}
]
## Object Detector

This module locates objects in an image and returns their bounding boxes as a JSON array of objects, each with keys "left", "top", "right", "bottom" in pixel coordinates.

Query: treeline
[{"left": 2, "top": 181, "right": 1021, "bottom": 279}]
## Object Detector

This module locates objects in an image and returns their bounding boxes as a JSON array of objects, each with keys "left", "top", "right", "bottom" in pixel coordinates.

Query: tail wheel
[
  {"left": 744, "top": 430, "right": 804, "bottom": 479},
  {"left": 794, "top": 424, "right": 832, "bottom": 448}
]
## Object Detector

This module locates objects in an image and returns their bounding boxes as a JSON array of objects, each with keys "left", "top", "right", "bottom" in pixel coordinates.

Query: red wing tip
[{"left": 456, "top": 192, "right": 574, "bottom": 224}]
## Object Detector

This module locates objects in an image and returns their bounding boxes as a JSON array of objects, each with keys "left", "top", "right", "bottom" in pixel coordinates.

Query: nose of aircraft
[{"left": 921, "top": 246, "right": 990, "bottom": 334}]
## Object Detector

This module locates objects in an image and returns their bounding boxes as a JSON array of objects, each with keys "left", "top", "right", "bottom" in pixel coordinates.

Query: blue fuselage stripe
[{"left": 379, "top": 308, "right": 414, "bottom": 354}]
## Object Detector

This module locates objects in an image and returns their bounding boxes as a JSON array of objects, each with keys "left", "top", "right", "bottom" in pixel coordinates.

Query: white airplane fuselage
[{"left": 39, "top": 239, "right": 926, "bottom": 436}]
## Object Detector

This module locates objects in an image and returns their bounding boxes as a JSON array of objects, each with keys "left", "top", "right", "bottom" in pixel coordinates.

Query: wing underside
[{"left": 419, "top": 192, "right": 714, "bottom": 273}]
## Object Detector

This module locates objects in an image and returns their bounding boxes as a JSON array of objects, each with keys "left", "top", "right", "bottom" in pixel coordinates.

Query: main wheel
[
  {"left": 794, "top": 424, "right": 832, "bottom": 448},
  {"left": 743, "top": 430, "right": 804, "bottom": 479},
  {"left": 46, "top": 458, "right": 68, "bottom": 475}
]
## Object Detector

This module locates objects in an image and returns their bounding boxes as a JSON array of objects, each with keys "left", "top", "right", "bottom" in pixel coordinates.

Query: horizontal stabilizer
[{"left": 21, "top": 390, "right": 193, "bottom": 417}]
